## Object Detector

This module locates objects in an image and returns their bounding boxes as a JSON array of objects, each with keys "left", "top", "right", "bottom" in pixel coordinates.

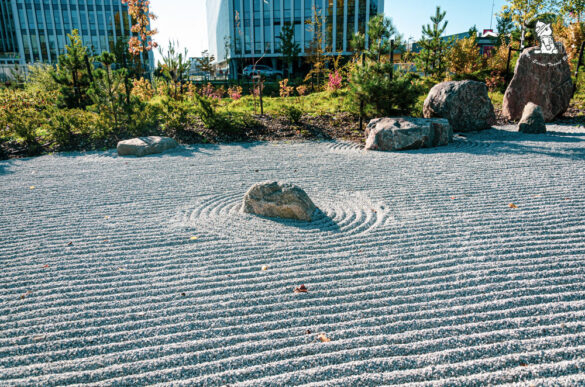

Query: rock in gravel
[
  {"left": 503, "top": 45, "right": 572, "bottom": 122},
  {"left": 365, "top": 117, "right": 452, "bottom": 152},
  {"left": 242, "top": 181, "right": 317, "bottom": 221},
  {"left": 423, "top": 80, "right": 496, "bottom": 132},
  {"left": 117, "top": 136, "right": 178, "bottom": 157},
  {"left": 518, "top": 103, "right": 547, "bottom": 134}
]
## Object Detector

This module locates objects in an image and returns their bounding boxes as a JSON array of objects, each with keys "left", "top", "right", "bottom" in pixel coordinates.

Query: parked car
[{"left": 242, "top": 65, "right": 283, "bottom": 79}]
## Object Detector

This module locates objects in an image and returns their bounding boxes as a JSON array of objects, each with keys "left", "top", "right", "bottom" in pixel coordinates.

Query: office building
[
  {"left": 206, "top": 0, "right": 383, "bottom": 78},
  {"left": 0, "top": 0, "right": 154, "bottom": 79}
]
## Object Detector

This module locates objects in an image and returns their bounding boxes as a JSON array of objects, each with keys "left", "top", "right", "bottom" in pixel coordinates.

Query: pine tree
[
  {"left": 51, "top": 29, "right": 93, "bottom": 108},
  {"left": 417, "top": 7, "right": 450, "bottom": 80},
  {"left": 89, "top": 52, "right": 127, "bottom": 130},
  {"left": 278, "top": 22, "right": 301, "bottom": 77}
]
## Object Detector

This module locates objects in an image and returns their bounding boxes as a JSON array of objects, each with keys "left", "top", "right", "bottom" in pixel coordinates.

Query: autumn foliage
[{"left": 121, "top": 0, "right": 158, "bottom": 56}]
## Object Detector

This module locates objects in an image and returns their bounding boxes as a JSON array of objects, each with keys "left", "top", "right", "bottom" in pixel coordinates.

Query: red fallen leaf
[
  {"left": 42, "top": 264, "right": 49, "bottom": 268},
  {"left": 294, "top": 284, "right": 308, "bottom": 293},
  {"left": 450, "top": 196, "right": 456, "bottom": 200},
  {"left": 67, "top": 242, "right": 73, "bottom": 246}
]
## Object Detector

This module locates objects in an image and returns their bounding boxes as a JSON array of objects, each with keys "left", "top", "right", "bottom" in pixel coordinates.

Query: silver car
[{"left": 242, "top": 65, "right": 283, "bottom": 79}]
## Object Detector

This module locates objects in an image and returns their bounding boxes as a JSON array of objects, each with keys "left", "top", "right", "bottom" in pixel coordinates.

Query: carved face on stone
[{"left": 535, "top": 21, "right": 553, "bottom": 38}]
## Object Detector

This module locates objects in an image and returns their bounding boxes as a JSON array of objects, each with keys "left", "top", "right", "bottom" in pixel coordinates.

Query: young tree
[
  {"left": 89, "top": 52, "right": 127, "bottom": 130},
  {"left": 51, "top": 29, "right": 93, "bottom": 108},
  {"left": 349, "top": 14, "right": 418, "bottom": 118},
  {"left": 304, "top": 6, "right": 328, "bottom": 88},
  {"left": 497, "top": 9, "right": 515, "bottom": 38},
  {"left": 559, "top": 0, "right": 585, "bottom": 22},
  {"left": 158, "top": 41, "right": 191, "bottom": 99},
  {"left": 121, "top": 0, "right": 158, "bottom": 75},
  {"left": 196, "top": 50, "right": 216, "bottom": 81},
  {"left": 501, "top": 0, "right": 556, "bottom": 48},
  {"left": 417, "top": 6, "right": 450, "bottom": 79},
  {"left": 447, "top": 36, "right": 484, "bottom": 77},
  {"left": 278, "top": 22, "right": 301, "bottom": 77}
]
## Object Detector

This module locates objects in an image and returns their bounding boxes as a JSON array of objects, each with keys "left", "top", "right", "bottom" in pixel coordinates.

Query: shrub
[
  {"left": 280, "top": 104, "right": 303, "bottom": 124},
  {"left": 228, "top": 85, "right": 243, "bottom": 100},
  {"left": 279, "top": 78, "right": 294, "bottom": 97},
  {"left": 327, "top": 70, "right": 343, "bottom": 92}
]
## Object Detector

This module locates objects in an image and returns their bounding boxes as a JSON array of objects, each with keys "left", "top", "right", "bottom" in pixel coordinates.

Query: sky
[{"left": 149, "top": 0, "right": 509, "bottom": 62}]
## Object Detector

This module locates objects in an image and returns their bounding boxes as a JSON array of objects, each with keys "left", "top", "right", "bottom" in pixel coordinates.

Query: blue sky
[{"left": 150, "top": 0, "right": 508, "bottom": 60}]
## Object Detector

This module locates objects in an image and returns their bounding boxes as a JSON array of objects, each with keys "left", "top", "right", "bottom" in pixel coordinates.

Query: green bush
[{"left": 280, "top": 104, "right": 303, "bottom": 124}]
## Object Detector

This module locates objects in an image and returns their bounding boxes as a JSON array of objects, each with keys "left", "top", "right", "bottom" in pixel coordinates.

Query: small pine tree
[
  {"left": 417, "top": 6, "right": 450, "bottom": 80},
  {"left": 51, "top": 29, "right": 93, "bottom": 108},
  {"left": 89, "top": 52, "right": 127, "bottom": 130},
  {"left": 349, "top": 14, "right": 419, "bottom": 118},
  {"left": 278, "top": 22, "right": 301, "bottom": 77}
]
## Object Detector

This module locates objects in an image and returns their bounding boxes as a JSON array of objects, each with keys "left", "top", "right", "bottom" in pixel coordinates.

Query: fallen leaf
[
  {"left": 20, "top": 290, "right": 32, "bottom": 300},
  {"left": 294, "top": 284, "right": 308, "bottom": 293},
  {"left": 29, "top": 186, "right": 36, "bottom": 190},
  {"left": 32, "top": 335, "right": 45, "bottom": 342},
  {"left": 189, "top": 236, "right": 199, "bottom": 240},
  {"left": 371, "top": 208, "right": 377, "bottom": 213},
  {"left": 118, "top": 267, "right": 125, "bottom": 271},
  {"left": 534, "top": 194, "right": 542, "bottom": 198},
  {"left": 509, "top": 203, "right": 518, "bottom": 209},
  {"left": 519, "top": 361, "right": 528, "bottom": 367},
  {"left": 254, "top": 169, "right": 259, "bottom": 172},
  {"left": 564, "top": 198, "right": 571, "bottom": 201},
  {"left": 104, "top": 215, "right": 110, "bottom": 219},
  {"left": 317, "top": 333, "right": 331, "bottom": 342},
  {"left": 181, "top": 292, "right": 186, "bottom": 297},
  {"left": 450, "top": 196, "right": 456, "bottom": 200},
  {"left": 261, "top": 265, "right": 269, "bottom": 271},
  {"left": 42, "top": 264, "right": 49, "bottom": 268},
  {"left": 305, "top": 329, "right": 312, "bottom": 334}
]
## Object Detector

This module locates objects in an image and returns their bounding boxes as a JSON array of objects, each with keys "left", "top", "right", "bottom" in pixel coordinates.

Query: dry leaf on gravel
[
  {"left": 20, "top": 291, "right": 32, "bottom": 300},
  {"left": 42, "top": 264, "right": 49, "bottom": 268},
  {"left": 294, "top": 284, "right": 308, "bottom": 293},
  {"left": 190, "top": 236, "right": 199, "bottom": 240},
  {"left": 509, "top": 203, "right": 518, "bottom": 209},
  {"left": 317, "top": 333, "right": 331, "bottom": 342},
  {"left": 305, "top": 329, "right": 312, "bottom": 334},
  {"left": 29, "top": 186, "right": 35, "bottom": 189},
  {"left": 67, "top": 242, "right": 73, "bottom": 246},
  {"left": 261, "top": 265, "right": 269, "bottom": 271}
]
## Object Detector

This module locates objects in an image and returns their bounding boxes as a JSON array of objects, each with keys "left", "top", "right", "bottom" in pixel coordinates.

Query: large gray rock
[
  {"left": 117, "top": 136, "right": 178, "bottom": 157},
  {"left": 242, "top": 181, "right": 317, "bottom": 221},
  {"left": 518, "top": 102, "right": 547, "bottom": 134},
  {"left": 365, "top": 117, "right": 453, "bottom": 152},
  {"left": 503, "top": 45, "right": 573, "bottom": 122},
  {"left": 423, "top": 80, "right": 496, "bottom": 132}
]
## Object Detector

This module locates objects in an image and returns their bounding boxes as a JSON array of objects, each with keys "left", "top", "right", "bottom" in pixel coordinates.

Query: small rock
[
  {"left": 365, "top": 117, "right": 452, "bottom": 152},
  {"left": 242, "top": 181, "right": 317, "bottom": 221},
  {"left": 117, "top": 136, "right": 178, "bottom": 157},
  {"left": 518, "top": 102, "right": 547, "bottom": 134}
]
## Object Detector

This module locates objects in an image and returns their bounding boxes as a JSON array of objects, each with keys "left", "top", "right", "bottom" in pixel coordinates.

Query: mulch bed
[{"left": 2, "top": 104, "right": 584, "bottom": 160}]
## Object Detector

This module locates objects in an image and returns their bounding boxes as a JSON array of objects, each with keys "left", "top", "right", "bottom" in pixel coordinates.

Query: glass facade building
[
  {"left": 0, "top": 0, "right": 154, "bottom": 77},
  {"left": 207, "top": 0, "right": 383, "bottom": 78}
]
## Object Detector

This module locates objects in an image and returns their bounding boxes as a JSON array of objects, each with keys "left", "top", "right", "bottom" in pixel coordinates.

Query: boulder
[
  {"left": 518, "top": 102, "right": 547, "bottom": 134},
  {"left": 423, "top": 80, "right": 496, "bottom": 132},
  {"left": 242, "top": 181, "right": 317, "bottom": 222},
  {"left": 365, "top": 117, "right": 452, "bottom": 152},
  {"left": 117, "top": 136, "right": 178, "bottom": 157},
  {"left": 503, "top": 45, "right": 572, "bottom": 122}
]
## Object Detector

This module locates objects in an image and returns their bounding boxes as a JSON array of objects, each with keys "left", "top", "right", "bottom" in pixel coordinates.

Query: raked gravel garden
[{"left": 1, "top": 124, "right": 585, "bottom": 386}]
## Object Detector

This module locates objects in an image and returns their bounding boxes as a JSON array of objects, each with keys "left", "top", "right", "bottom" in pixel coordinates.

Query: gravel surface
[{"left": 1, "top": 124, "right": 585, "bottom": 386}]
